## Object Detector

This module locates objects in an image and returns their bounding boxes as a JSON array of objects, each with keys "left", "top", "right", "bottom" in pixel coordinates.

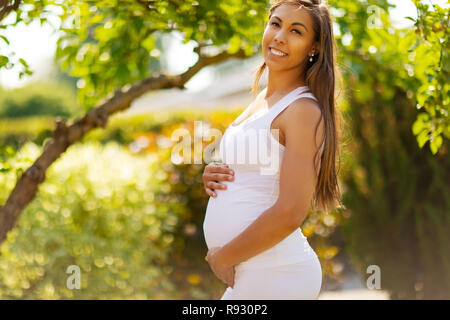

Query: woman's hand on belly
[
  {"left": 205, "top": 247, "right": 236, "bottom": 288},
  {"left": 202, "top": 163, "right": 234, "bottom": 198}
]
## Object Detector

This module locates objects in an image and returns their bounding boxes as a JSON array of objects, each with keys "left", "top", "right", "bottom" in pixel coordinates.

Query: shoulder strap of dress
[{"left": 268, "top": 89, "right": 318, "bottom": 121}]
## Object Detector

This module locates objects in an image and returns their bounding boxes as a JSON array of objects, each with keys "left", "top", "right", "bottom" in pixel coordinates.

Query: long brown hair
[{"left": 252, "top": 0, "right": 345, "bottom": 213}]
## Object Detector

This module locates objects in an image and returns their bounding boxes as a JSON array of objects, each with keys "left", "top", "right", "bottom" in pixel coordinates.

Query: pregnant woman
[{"left": 203, "top": 0, "right": 343, "bottom": 300}]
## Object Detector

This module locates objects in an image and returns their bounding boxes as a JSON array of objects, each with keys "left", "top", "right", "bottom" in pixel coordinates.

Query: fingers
[
  {"left": 203, "top": 163, "right": 234, "bottom": 197},
  {"left": 205, "top": 172, "right": 234, "bottom": 183},
  {"left": 211, "top": 173, "right": 234, "bottom": 181},
  {"left": 207, "top": 162, "right": 230, "bottom": 170},
  {"left": 214, "top": 270, "right": 234, "bottom": 289},
  {"left": 216, "top": 266, "right": 234, "bottom": 288},
  {"left": 225, "top": 268, "right": 235, "bottom": 288},
  {"left": 206, "top": 259, "right": 234, "bottom": 287},
  {"left": 205, "top": 179, "right": 232, "bottom": 198},
  {"left": 208, "top": 181, "right": 229, "bottom": 190},
  {"left": 230, "top": 267, "right": 236, "bottom": 288},
  {"left": 205, "top": 188, "right": 217, "bottom": 198},
  {"left": 205, "top": 164, "right": 235, "bottom": 177}
]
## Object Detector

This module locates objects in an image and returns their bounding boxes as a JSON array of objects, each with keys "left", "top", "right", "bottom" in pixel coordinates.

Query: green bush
[
  {"left": 0, "top": 116, "right": 55, "bottom": 151},
  {"left": 339, "top": 34, "right": 450, "bottom": 299},
  {"left": 0, "top": 141, "right": 179, "bottom": 299},
  {"left": 0, "top": 81, "right": 81, "bottom": 119}
]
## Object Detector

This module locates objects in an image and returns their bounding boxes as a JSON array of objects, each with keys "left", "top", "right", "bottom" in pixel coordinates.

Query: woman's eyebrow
[{"left": 272, "top": 15, "right": 308, "bottom": 32}]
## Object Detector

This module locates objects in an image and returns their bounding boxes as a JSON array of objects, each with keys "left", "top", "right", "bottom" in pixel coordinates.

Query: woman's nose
[{"left": 274, "top": 32, "right": 286, "bottom": 44}]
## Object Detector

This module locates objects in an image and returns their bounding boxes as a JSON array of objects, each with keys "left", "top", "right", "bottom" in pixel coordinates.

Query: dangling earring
[{"left": 309, "top": 53, "right": 314, "bottom": 62}]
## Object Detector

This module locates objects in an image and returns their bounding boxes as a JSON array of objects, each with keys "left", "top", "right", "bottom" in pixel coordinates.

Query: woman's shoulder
[
  {"left": 280, "top": 98, "right": 324, "bottom": 138},
  {"left": 291, "top": 89, "right": 321, "bottom": 113}
]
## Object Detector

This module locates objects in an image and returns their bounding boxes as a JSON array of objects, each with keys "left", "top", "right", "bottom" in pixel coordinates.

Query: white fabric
[
  {"left": 220, "top": 258, "right": 322, "bottom": 300},
  {"left": 202, "top": 85, "right": 323, "bottom": 300}
]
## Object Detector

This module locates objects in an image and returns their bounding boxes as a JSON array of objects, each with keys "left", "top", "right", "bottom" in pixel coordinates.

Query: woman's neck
[{"left": 265, "top": 68, "right": 307, "bottom": 99}]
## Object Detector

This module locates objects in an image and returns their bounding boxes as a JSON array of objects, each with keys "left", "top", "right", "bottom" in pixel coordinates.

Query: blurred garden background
[{"left": 0, "top": 0, "right": 449, "bottom": 300}]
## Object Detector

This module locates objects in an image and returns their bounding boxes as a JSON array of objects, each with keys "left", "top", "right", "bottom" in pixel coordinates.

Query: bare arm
[{"left": 212, "top": 98, "right": 325, "bottom": 267}]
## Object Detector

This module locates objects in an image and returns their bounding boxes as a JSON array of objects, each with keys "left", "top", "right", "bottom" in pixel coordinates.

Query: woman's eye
[{"left": 270, "top": 22, "right": 302, "bottom": 35}]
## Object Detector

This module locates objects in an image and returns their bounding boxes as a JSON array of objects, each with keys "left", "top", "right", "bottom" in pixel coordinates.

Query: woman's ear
[{"left": 313, "top": 43, "right": 320, "bottom": 55}]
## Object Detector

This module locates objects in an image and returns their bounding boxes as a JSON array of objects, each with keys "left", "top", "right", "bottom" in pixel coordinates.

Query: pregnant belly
[
  {"left": 202, "top": 180, "right": 277, "bottom": 249},
  {"left": 202, "top": 179, "right": 318, "bottom": 269}
]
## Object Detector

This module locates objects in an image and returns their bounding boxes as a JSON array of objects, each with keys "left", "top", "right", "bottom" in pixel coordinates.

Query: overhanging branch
[
  {"left": 0, "top": 0, "right": 21, "bottom": 22},
  {"left": 0, "top": 47, "right": 248, "bottom": 245}
]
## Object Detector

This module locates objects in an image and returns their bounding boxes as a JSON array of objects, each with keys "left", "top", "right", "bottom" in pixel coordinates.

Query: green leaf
[
  {"left": 19, "top": 58, "right": 29, "bottom": 68},
  {"left": 227, "top": 34, "right": 241, "bottom": 54},
  {"left": 417, "top": 129, "right": 429, "bottom": 148},
  {"left": 412, "top": 117, "right": 427, "bottom": 135},
  {"left": 430, "top": 134, "right": 443, "bottom": 154},
  {"left": 0, "top": 35, "right": 10, "bottom": 45},
  {"left": 0, "top": 55, "right": 9, "bottom": 68}
]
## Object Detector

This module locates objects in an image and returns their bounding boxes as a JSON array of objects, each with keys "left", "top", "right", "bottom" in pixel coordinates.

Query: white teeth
[{"left": 270, "top": 48, "right": 287, "bottom": 56}]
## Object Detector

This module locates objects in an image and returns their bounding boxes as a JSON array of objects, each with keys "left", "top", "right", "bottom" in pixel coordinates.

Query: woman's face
[{"left": 262, "top": 4, "right": 317, "bottom": 71}]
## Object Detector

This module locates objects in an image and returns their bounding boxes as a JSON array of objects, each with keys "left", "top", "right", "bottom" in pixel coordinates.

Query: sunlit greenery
[
  {"left": 0, "top": 109, "right": 346, "bottom": 299},
  {"left": 407, "top": 0, "right": 449, "bottom": 154},
  {"left": 0, "top": 141, "right": 181, "bottom": 299},
  {"left": 0, "top": 0, "right": 448, "bottom": 300}
]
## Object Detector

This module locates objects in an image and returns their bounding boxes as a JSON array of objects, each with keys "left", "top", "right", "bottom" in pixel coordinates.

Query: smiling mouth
[{"left": 269, "top": 47, "right": 288, "bottom": 57}]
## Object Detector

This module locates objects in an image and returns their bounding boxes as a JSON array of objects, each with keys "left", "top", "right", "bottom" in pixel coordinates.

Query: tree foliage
[
  {"left": 1, "top": 1, "right": 447, "bottom": 152},
  {"left": 407, "top": 0, "right": 449, "bottom": 154},
  {"left": 0, "top": 0, "right": 449, "bottom": 299}
]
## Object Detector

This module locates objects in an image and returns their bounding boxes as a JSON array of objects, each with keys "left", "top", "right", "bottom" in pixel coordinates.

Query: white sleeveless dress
[{"left": 203, "top": 85, "right": 324, "bottom": 300}]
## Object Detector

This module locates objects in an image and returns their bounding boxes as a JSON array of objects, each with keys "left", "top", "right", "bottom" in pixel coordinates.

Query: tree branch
[
  {"left": 0, "top": 0, "right": 20, "bottom": 22},
  {"left": 0, "top": 47, "right": 248, "bottom": 245}
]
